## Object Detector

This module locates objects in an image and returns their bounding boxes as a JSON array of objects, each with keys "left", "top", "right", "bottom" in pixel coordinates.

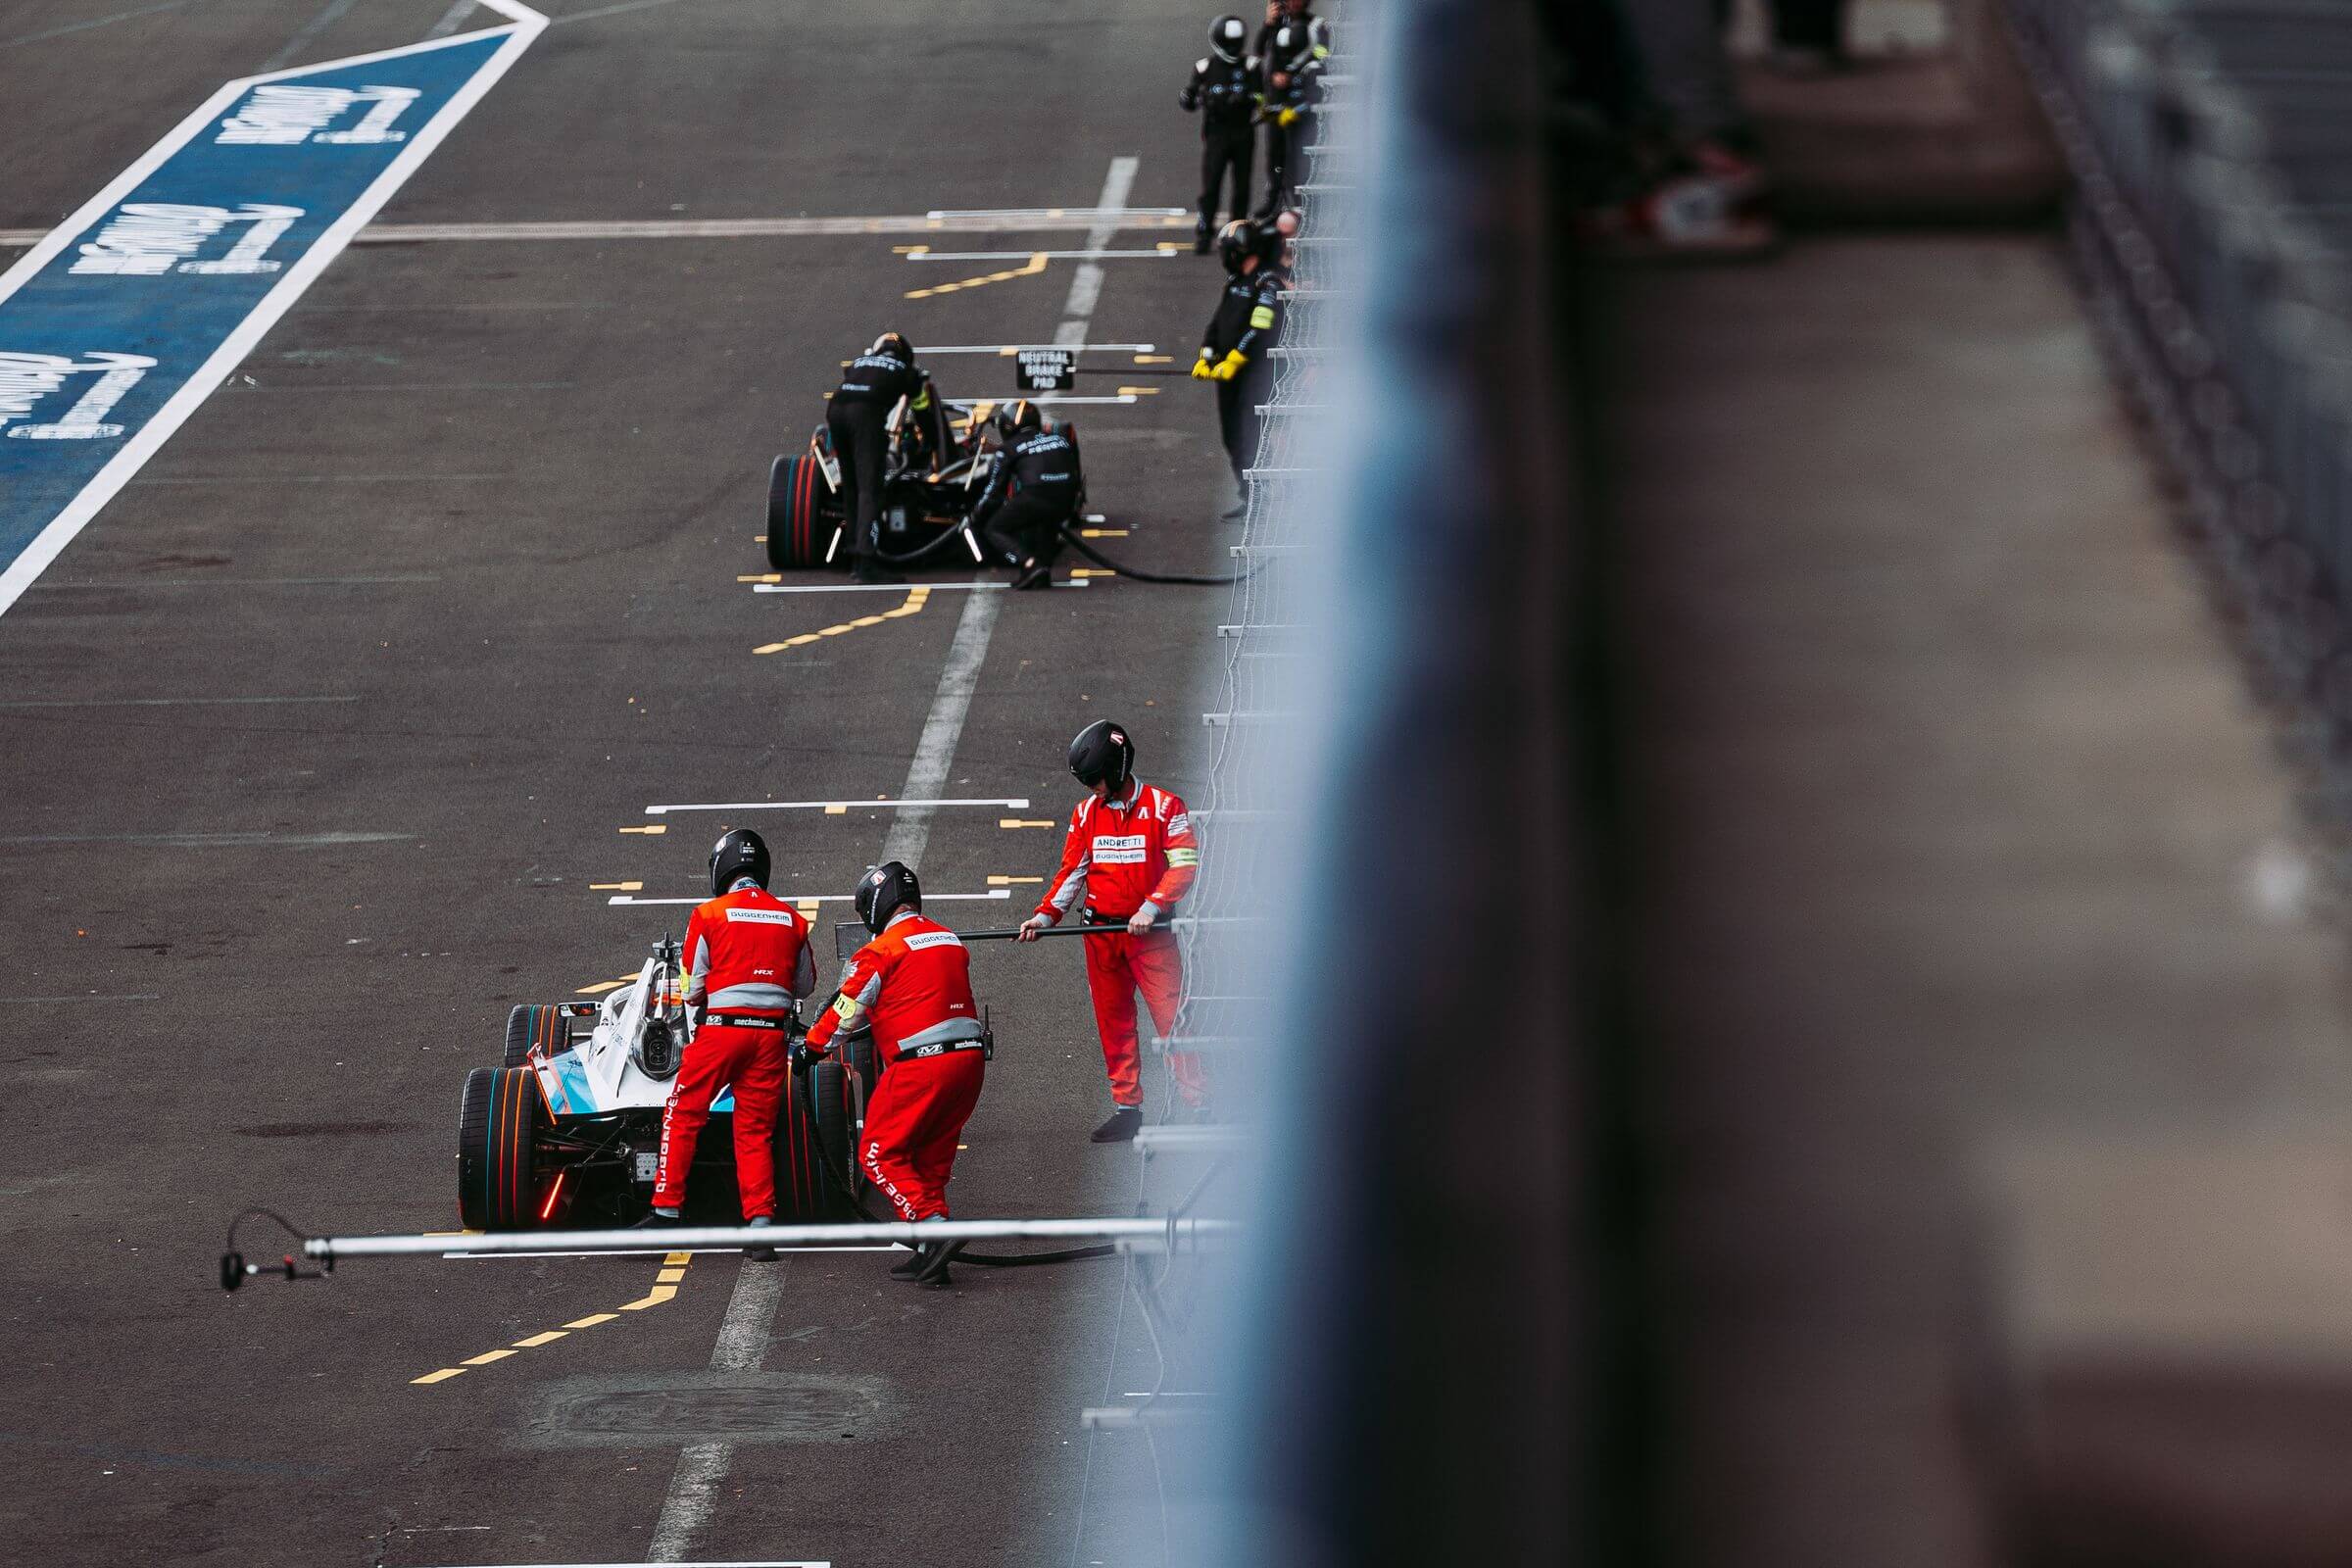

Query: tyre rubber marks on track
[
  {"left": 753, "top": 584, "right": 928, "bottom": 656},
  {"left": 409, "top": 1250, "right": 691, "bottom": 1386}
]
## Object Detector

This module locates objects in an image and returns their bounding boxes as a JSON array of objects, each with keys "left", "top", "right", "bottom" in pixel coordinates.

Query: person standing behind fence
[
  {"left": 1194, "top": 219, "right": 1288, "bottom": 507},
  {"left": 1183, "top": 15, "right": 1260, "bottom": 255}
]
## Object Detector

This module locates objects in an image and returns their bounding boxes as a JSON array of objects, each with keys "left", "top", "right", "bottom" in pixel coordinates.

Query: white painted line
[
  {"left": 914, "top": 343, "right": 1156, "bottom": 355},
  {"left": 927, "top": 206, "right": 1183, "bottom": 220},
  {"left": 0, "top": 218, "right": 1192, "bottom": 249},
  {"left": 450, "top": 1246, "right": 895, "bottom": 1258},
  {"left": 29, "top": 574, "right": 437, "bottom": 588},
  {"left": 1054, "top": 159, "right": 1139, "bottom": 348},
  {"left": 0, "top": 0, "right": 549, "bottom": 621},
  {"left": 0, "top": 694, "right": 356, "bottom": 709},
  {"left": 0, "top": 830, "right": 411, "bottom": 847},
  {"left": 1, "top": 994, "right": 161, "bottom": 1004},
  {"left": 261, "top": 0, "right": 362, "bottom": 73},
  {"left": 609, "top": 891, "right": 1010, "bottom": 907},
  {"left": 425, "top": 0, "right": 479, "bottom": 38},
  {"left": 644, "top": 798, "right": 1027, "bottom": 814},
  {"left": 648, "top": 497, "right": 1013, "bottom": 1560},
  {"left": 549, "top": 0, "right": 691, "bottom": 23},
  {"left": 415, "top": 1562, "right": 827, "bottom": 1567},
  {"left": 751, "top": 579, "right": 1088, "bottom": 594},
  {"left": 907, "top": 249, "right": 1176, "bottom": 263},
  {"left": 949, "top": 394, "right": 1134, "bottom": 407}
]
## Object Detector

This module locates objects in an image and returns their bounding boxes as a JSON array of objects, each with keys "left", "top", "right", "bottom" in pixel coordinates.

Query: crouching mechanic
[
  {"left": 1017, "top": 720, "right": 1205, "bottom": 1141},
  {"left": 970, "top": 399, "right": 1085, "bottom": 591},
  {"left": 640, "top": 829, "right": 816, "bottom": 1259},
  {"left": 795, "top": 861, "right": 986, "bottom": 1286}
]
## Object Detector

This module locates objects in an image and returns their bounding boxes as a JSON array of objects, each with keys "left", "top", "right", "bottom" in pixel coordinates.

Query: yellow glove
[
  {"left": 1192, "top": 353, "right": 1213, "bottom": 380},
  {"left": 1210, "top": 351, "right": 1247, "bottom": 381},
  {"left": 1278, "top": 107, "right": 1299, "bottom": 127}
]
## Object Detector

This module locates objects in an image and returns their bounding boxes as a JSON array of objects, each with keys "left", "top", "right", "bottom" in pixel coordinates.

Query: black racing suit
[
  {"left": 971, "top": 426, "right": 1084, "bottom": 569},
  {"left": 1200, "top": 263, "right": 1287, "bottom": 483},
  {"left": 1255, "top": 15, "right": 1329, "bottom": 215},
  {"left": 1181, "top": 53, "right": 1258, "bottom": 241},
  {"left": 826, "top": 352, "right": 946, "bottom": 563}
]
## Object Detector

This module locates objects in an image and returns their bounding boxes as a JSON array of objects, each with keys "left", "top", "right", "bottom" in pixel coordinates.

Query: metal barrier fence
[{"left": 2010, "top": 0, "right": 2352, "bottom": 791}]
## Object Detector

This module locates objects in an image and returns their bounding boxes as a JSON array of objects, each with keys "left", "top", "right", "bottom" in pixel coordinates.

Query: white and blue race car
[{"left": 455, "top": 936, "right": 878, "bottom": 1229}]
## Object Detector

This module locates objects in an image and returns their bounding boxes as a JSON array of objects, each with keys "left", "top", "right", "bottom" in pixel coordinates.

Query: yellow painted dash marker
[
  {"left": 754, "top": 534, "right": 766, "bottom": 543},
  {"left": 1135, "top": 354, "right": 1174, "bottom": 364},
  {"left": 422, "top": 1230, "right": 476, "bottom": 1238},
  {"left": 1156, "top": 241, "right": 1181, "bottom": 252},
  {"left": 575, "top": 979, "right": 628, "bottom": 996},
  {"left": 1000, "top": 817, "right": 1055, "bottom": 829},
  {"left": 739, "top": 572, "right": 780, "bottom": 584},
  {"left": 797, "top": 900, "right": 820, "bottom": 920},
  {"left": 1080, "top": 529, "right": 1129, "bottom": 539},
  {"left": 824, "top": 804, "right": 848, "bottom": 815},
  {"left": 1115, "top": 386, "right": 1160, "bottom": 397},
  {"left": 893, "top": 244, "right": 930, "bottom": 255},
  {"left": 618, "top": 824, "right": 666, "bottom": 836},
  {"left": 987, "top": 875, "right": 1045, "bottom": 886},
  {"left": 1072, "top": 568, "right": 1117, "bottom": 578},
  {"left": 656, "top": 1267, "right": 687, "bottom": 1285},
  {"left": 619, "top": 1285, "right": 677, "bottom": 1311},
  {"left": 463, "top": 1348, "right": 517, "bottom": 1366},
  {"left": 513, "top": 1331, "right": 567, "bottom": 1348},
  {"left": 849, "top": 614, "right": 885, "bottom": 628},
  {"left": 589, "top": 881, "right": 643, "bottom": 892},
  {"left": 411, "top": 1367, "right": 466, "bottom": 1386},
  {"left": 564, "top": 1313, "right": 618, "bottom": 1330},
  {"left": 664, "top": 1250, "right": 693, "bottom": 1266}
]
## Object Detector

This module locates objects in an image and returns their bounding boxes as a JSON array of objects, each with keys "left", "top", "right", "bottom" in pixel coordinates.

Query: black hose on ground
[{"left": 1053, "top": 520, "right": 1251, "bottom": 586}]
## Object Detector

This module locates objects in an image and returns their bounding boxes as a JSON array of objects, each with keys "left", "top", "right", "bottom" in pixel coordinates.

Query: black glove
[{"left": 790, "top": 1037, "right": 821, "bottom": 1074}]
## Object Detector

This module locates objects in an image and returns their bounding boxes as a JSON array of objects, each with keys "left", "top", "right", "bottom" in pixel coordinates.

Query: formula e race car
[
  {"left": 764, "top": 391, "right": 1002, "bottom": 572},
  {"left": 455, "top": 936, "right": 881, "bottom": 1229}
]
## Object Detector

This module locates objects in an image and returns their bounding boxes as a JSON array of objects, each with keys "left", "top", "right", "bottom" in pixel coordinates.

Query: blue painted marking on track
[{"left": 0, "top": 24, "right": 530, "bottom": 607}]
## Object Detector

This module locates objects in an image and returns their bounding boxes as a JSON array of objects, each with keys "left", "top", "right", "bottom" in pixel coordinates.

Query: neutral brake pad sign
[{"left": 0, "top": 8, "right": 546, "bottom": 619}]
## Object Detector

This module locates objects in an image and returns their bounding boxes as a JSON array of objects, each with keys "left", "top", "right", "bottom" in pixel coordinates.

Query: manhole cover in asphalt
[{"left": 523, "top": 1371, "right": 897, "bottom": 1447}]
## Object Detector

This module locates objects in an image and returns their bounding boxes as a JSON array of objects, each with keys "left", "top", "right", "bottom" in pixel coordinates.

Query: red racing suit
[
  {"left": 1034, "top": 781, "right": 1204, "bottom": 1108},
  {"left": 651, "top": 880, "right": 814, "bottom": 1218},
  {"left": 805, "top": 909, "right": 986, "bottom": 1222}
]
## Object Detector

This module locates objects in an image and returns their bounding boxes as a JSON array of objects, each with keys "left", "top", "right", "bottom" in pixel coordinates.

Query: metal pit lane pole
[{"left": 296, "top": 1217, "right": 1236, "bottom": 1266}]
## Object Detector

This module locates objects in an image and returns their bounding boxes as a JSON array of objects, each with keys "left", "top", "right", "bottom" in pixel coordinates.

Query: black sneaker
[
  {"left": 888, "top": 1247, "right": 927, "bottom": 1279},
  {"left": 1011, "top": 560, "right": 1054, "bottom": 591},
  {"left": 743, "top": 1215, "right": 777, "bottom": 1262},
  {"left": 914, "top": 1238, "right": 966, "bottom": 1286},
  {"left": 1193, "top": 222, "right": 1213, "bottom": 255},
  {"left": 1089, "top": 1106, "right": 1143, "bottom": 1144}
]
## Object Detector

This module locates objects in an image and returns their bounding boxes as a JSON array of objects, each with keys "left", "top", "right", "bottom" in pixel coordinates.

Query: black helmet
[
  {"left": 870, "top": 331, "right": 913, "bottom": 365},
  {"left": 856, "top": 860, "right": 922, "bottom": 933},
  {"left": 1068, "top": 719, "right": 1135, "bottom": 791},
  {"left": 1217, "top": 218, "right": 1258, "bottom": 270},
  {"left": 1269, "top": 21, "right": 1311, "bottom": 69},
  {"left": 709, "top": 828, "right": 770, "bottom": 896},
  {"left": 997, "top": 398, "right": 1043, "bottom": 440},
  {"left": 1209, "top": 14, "right": 1246, "bottom": 61}
]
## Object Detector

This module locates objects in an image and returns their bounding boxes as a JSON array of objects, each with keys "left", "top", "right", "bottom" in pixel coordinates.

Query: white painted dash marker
[{"left": 643, "top": 798, "right": 1028, "bottom": 815}]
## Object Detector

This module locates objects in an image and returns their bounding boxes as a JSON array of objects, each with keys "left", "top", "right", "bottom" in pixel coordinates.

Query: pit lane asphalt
[{"left": 0, "top": 2, "right": 1240, "bottom": 1562}]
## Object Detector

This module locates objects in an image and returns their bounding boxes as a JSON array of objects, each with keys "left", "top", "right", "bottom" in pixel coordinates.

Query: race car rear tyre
[
  {"left": 765, "top": 455, "right": 842, "bottom": 571},
  {"left": 809, "top": 1058, "right": 855, "bottom": 1193},
  {"left": 458, "top": 1066, "right": 548, "bottom": 1230},
  {"left": 503, "top": 1003, "right": 566, "bottom": 1068}
]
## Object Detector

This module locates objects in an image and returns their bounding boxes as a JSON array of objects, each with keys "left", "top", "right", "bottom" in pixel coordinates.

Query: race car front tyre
[
  {"left": 503, "top": 1003, "right": 566, "bottom": 1068},
  {"left": 809, "top": 1057, "right": 855, "bottom": 1194},
  {"left": 765, "top": 454, "right": 843, "bottom": 571},
  {"left": 458, "top": 1066, "right": 548, "bottom": 1230}
]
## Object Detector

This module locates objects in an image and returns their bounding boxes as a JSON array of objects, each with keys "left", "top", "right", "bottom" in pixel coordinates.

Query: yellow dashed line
[
  {"left": 618, "top": 824, "right": 666, "bottom": 836},
  {"left": 411, "top": 1254, "right": 690, "bottom": 1387},
  {"left": 1080, "top": 529, "right": 1128, "bottom": 539},
  {"left": 893, "top": 244, "right": 930, "bottom": 255},
  {"left": 756, "top": 586, "right": 928, "bottom": 656},
  {"left": 1134, "top": 354, "right": 1174, "bottom": 364},
  {"left": 988, "top": 874, "right": 1044, "bottom": 885},
  {"left": 589, "top": 882, "right": 642, "bottom": 893},
  {"left": 739, "top": 573, "right": 781, "bottom": 584},
  {"left": 904, "top": 251, "right": 1048, "bottom": 301},
  {"left": 1072, "top": 568, "right": 1116, "bottom": 579},
  {"left": 824, "top": 804, "right": 848, "bottom": 815},
  {"left": 1001, "top": 818, "right": 1055, "bottom": 829},
  {"left": 1115, "top": 386, "right": 1160, "bottom": 397},
  {"left": 796, "top": 900, "right": 821, "bottom": 921}
]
